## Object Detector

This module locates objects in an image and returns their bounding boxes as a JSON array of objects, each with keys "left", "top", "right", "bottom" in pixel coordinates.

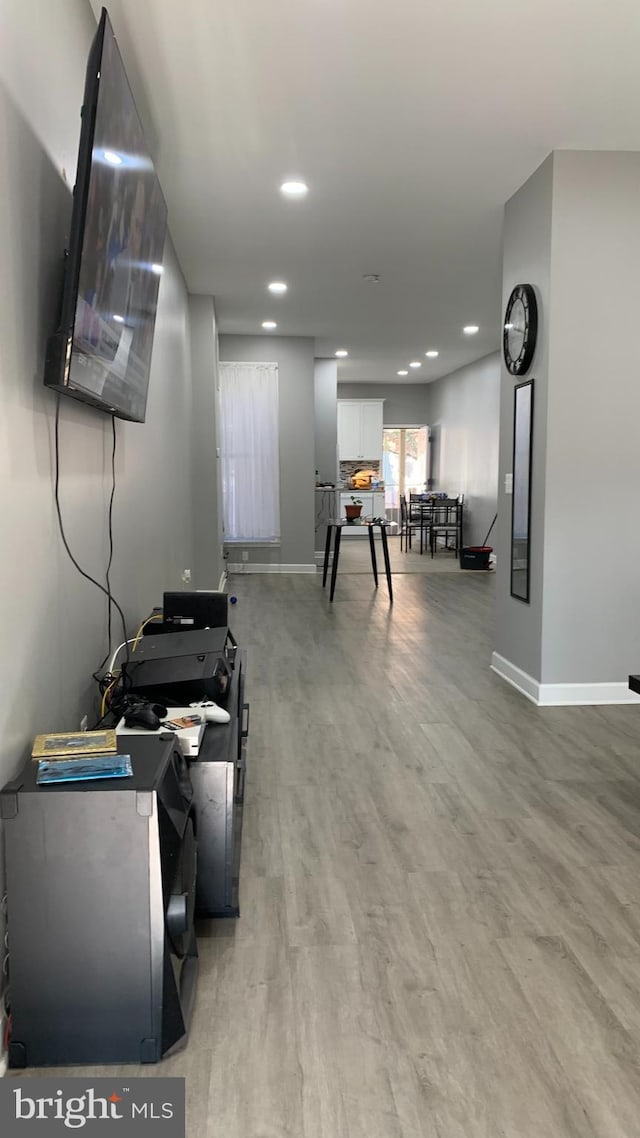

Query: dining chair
[
  {"left": 400, "top": 493, "right": 417, "bottom": 551},
  {"left": 430, "top": 495, "right": 463, "bottom": 558},
  {"left": 409, "top": 493, "right": 434, "bottom": 555}
]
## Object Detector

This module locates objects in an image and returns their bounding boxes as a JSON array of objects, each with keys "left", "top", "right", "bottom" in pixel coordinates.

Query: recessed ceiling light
[
  {"left": 104, "top": 150, "right": 122, "bottom": 165},
  {"left": 397, "top": 370, "right": 408, "bottom": 376},
  {"left": 425, "top": 350, "right": 439, "bottom": 358},
  {"left": 268, "top": 281, "right": 288, "bottom": 294},
  {"left": 262, "top": 321, "right": 277, "bottom": 330},
  {"left": 151, "top": 263, "right": 163, "bottom": 275},
  {"left": 409, "top": 361, "right": 421, "bottom": 368},
  {"left": 335, "top": 350, "right": 348, "bottom": 358},
  {"left": 463, "top": 324, "right": 479, "bottom": 335},
  {"left": 280, "top": 180, "right": 309, "bottom": 198},
  {"left": 363, "top": 274, "right": 381, "bottom": 283},
  {"left": 112, "top": 313, "right": 124, "bottom": 323}
]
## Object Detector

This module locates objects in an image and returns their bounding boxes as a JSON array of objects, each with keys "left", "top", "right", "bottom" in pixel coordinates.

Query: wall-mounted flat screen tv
[{"left": 44, "top": 7, "right": 168, "bottom": 423}]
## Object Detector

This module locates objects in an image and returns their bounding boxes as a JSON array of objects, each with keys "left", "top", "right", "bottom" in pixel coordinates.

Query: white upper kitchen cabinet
[
  {"left": 337, "top": 401, "right": 362, "bottom": 461},
  {"left": 337, "top": 400, "right": 384, "bottom": 461}
]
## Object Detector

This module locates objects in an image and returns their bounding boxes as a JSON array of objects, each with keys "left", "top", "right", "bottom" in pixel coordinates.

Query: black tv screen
[{"left": 45, "top": 7, "right": 168, "bottom": 423}]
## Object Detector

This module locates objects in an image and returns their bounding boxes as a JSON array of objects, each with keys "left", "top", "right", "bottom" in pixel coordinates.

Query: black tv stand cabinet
[{"left": 190, "top": 648, "right": 249, "bottom": 918}]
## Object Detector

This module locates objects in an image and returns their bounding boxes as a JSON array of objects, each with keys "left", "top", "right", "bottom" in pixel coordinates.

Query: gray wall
[
  {"left": 337, "top": 383, "right": 429, "bottom": 425},
  {"left": 0, "top": 0, "right": 197, "bottom": 882},
  {"left": 496, "top": 150, "right": 640, "bottom": 688},
  {"left": 314, "top": 359, "right": 338, "bottom": 483},
  {"left": 314, "top": 359, "right": 338, "bottom": 554},
  {"left": 219, "top": 335, "right": 315, "bottom": 567},
  {"left": 540, "top": 152, "right": 640, "bottom": 683},
  {"left": 495, "top": 155, "right": 553, "bottom": 681},
  {"left": 189, "top": 295, "right": 224, "bottom": 587},
  {"left": 426, "top": 354, "right": 500, "bottom": 548}
]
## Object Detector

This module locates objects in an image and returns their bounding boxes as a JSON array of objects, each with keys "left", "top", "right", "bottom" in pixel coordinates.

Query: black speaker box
[{"left": 1, "top": 735, "right": 198, "bottom": 1067}]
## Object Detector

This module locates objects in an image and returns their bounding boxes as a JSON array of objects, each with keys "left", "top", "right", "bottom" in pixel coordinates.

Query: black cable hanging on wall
[{"left": 54, "top": 399, "right": 129, "bottom": 673}]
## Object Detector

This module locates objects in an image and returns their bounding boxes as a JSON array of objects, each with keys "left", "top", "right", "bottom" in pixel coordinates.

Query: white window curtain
[{"left": 219, "top": 361, "right": 280, "bottom": 542}]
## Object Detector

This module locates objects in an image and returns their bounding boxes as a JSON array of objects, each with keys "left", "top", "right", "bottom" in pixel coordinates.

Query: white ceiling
[{"left": 91, "top": 0, "right": 640, "bottom": 383}]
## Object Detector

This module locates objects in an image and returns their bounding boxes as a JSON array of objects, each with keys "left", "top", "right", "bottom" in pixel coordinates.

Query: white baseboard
[
  {"left": 227, "top": 563, "right": 316, "bottom": 574},
  {"left": 491, "top": 653, "right": 539, "bottom": 703},
  {"left": 491, "top": 652, "right": 640, "bottom": 706}
]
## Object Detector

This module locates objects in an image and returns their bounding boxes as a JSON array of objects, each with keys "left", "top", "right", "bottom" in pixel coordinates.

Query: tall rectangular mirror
[{"left": 511, "top": 379, "right": 534, "bottom": 602}]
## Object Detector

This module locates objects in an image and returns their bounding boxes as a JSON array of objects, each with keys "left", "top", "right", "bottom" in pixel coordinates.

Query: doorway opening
[{"left": 382, "top": 427, "right": 429, "bottom": 518}]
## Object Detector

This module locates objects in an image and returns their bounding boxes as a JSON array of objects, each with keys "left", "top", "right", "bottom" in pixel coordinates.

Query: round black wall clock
[{"left": 503, "top": 283, "right": 538, "bottom": 375}]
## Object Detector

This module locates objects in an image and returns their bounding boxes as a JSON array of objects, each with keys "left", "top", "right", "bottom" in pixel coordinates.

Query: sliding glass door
[{"left": 382, "top": 427, "right": 429, "bottom": 512}]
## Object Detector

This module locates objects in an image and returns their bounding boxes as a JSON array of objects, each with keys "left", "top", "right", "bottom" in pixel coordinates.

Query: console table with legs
[{"left": 322, "top": 519, "right": 393, "bottom": 603}]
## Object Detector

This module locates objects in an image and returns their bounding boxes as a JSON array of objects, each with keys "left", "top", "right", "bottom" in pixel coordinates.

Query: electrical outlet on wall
[
  {"left": 181, "top": 568, "right": 192, "bottom": 586},
  {"left": 242, "top": 551, "right": 249, "bottom": 562}
]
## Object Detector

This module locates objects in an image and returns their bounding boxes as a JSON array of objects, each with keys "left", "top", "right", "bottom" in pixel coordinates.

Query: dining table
[{"left": 409, "top": 494, "right": 460, "bottom": 555}]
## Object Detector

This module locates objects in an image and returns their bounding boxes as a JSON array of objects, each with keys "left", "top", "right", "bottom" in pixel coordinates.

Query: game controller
[
  {"left": 189, "top": 700, "right": 231, "bottom": 725},
  {"left": 123, "top": 700, "right": 168, "bottom": 730}
]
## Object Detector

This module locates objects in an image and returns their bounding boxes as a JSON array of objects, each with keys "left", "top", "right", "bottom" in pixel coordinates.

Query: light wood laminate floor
[{"left": 16, "top": 571, "right": 640, "bottom": 1137}]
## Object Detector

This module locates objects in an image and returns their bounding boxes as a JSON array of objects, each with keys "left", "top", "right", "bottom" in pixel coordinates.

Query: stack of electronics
[
  {"left": 0, "top": 588, "right": 249, "bottom": 1067},
  {"left": 117, "top": 591, "right": 237, "bottom": 757}
]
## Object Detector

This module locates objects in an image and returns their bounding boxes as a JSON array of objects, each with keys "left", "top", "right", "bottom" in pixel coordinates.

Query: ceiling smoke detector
[{"left": 363, "top": 274, "right": 381, "bottom": 283}]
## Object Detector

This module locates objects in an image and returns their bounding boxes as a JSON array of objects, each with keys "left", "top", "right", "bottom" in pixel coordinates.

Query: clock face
[{"left": 503, "top": 284, "right": 537, "bottom": 375}]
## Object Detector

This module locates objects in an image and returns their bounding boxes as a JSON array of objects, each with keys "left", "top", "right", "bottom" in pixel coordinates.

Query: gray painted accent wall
[
  {"left": 541, "top": 152, "right": 640, "bottom": 684},
  {"left": 426, "top": 354, "right": 500, "bottom": 548},
  {"left": 189, "top": 295, "right": 224, "bottom": 586},
  {"left": 497, "top": 150, "right": 640, "bottom": 689},
  {"left": 0, "top": 0, "right": 197, "bottom": 823},
  {"left": 495, "top": 155, "right": 553, "bottom": 682},
  {"left": 314, "top": 359, "right": 338, "bottom": 483},
  {"left": 219, "top": 335, "right": 315, "bottom": 567},
  {"left": 337, "top": 383, "right": 429, "bottom": 425},
  {"left": 314, "top": 359, "right": 338, "bottom": 554}
]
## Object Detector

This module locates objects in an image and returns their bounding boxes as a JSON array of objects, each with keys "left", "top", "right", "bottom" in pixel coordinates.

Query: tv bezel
[{"left": 44, "top": 8, "right": 167, "bottom": 424}]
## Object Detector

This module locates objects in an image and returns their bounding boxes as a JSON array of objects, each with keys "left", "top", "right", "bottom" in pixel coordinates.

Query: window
[
  {"left": 219, "top": 361, "right": 280, "bottom": 542},
  {"left": 382, "top": 427, "right": 429, "bottom": 510}
]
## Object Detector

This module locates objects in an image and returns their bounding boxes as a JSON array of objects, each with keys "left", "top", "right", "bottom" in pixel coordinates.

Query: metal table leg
[
  {"left": 380, "top": 524, "right": 393, "bottom": 603},
  {"left": 322, "top": 523, "right": 333, "bottom": 587},
  {"left": 368, "top": 524, "right": 379, "bottom": 587},
  {"left": 329, "top": 525, "right": 342, "bottom": 602}
]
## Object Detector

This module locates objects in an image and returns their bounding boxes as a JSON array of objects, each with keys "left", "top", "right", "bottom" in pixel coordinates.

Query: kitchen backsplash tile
[{"left": 339, "top": 459, "right": 381, "bottom": 482}]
